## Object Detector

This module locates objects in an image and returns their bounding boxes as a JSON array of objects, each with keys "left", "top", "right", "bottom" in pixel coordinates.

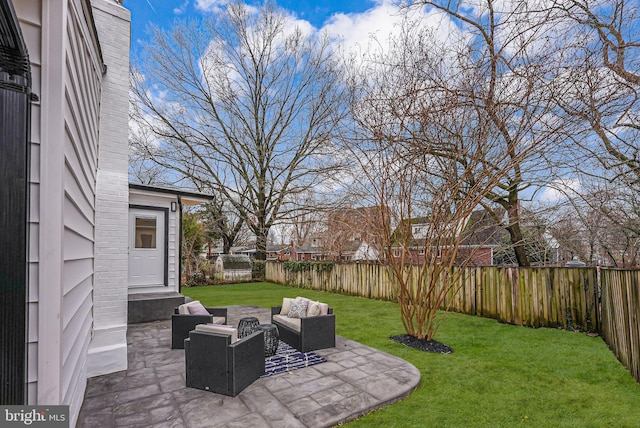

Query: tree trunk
[
  {"left": 507, "top": 223, "right": 530, "bottom": 267},
  {"left": 222, "top": 236, "right": 232, "bottom": 254},
  {"left": 506, "top": 197, "right": 530, "bottom": 267},
  {"left": 255, "top": 228, "right": 269, "bottom": 261}
]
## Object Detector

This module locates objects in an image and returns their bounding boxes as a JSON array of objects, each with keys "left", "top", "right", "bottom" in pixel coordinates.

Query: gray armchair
[
  {"left": 184, "top": 328, "right": 265, "bottom": 396},
  {"left": 171, "top": 305, "right": 227, "bottom": 349}
]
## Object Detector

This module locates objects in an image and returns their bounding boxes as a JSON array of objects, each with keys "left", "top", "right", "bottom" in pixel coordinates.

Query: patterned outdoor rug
[{"left": 261, "top": 341, "right": 327, "bottom": 377}]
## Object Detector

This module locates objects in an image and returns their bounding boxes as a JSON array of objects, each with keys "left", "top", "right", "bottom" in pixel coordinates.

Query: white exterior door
[{"left": 129, "top": 208, "right": 166, "bottom": 287}]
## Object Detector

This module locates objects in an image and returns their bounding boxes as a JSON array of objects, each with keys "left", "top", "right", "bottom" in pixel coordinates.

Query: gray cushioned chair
[
  {"left": 184, "top": 328, "right": 265, "bottom": 396},
  {"left": 171, "top": 305, "right": 227, "bottom": 349}
]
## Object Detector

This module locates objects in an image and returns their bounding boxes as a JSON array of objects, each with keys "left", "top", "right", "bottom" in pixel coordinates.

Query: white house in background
[
  {"left": 352, "top": 242, "right": 380, "bottom": 261},
  {"left": 1, "top": 0, "right": 130, "bottom": 425}
]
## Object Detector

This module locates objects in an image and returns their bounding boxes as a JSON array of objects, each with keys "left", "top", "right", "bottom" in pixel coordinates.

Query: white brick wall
[{"left": 88, "top": 0, "right": 131, "bottom": 377}]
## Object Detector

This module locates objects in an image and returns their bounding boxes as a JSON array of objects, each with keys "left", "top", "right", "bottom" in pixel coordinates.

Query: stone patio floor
[{"left": 77, "top": 306, "right": 420, "bottom": 427}]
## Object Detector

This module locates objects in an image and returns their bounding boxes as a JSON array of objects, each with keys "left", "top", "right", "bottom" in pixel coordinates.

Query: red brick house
[{"left": 390, "top": 208, "right": 507, "bottom": 266}]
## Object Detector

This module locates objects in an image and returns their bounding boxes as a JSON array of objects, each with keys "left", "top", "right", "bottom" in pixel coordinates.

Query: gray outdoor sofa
[{"left": 271, "top": 297, "right": 335, "bottom": 352}]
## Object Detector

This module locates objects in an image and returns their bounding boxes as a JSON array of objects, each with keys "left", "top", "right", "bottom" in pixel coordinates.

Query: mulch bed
[{"left": 390, "top": 334, "right": 453, "bottom": 354}]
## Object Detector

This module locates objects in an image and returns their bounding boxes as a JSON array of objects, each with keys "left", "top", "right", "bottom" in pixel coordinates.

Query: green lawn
[{"left": 183, "top": 282, "right": 640, "bottom": 427}]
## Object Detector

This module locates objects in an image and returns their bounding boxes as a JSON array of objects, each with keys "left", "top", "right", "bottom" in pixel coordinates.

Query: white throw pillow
[
  {"left": 318, "top": 302, "right": 330, "bottom": 316},
  {"left": 280, "top": 297, "right": 293, "bottom": 315},
  {"left": 306, "top": 301, "right": 321, "bottom": 317}
]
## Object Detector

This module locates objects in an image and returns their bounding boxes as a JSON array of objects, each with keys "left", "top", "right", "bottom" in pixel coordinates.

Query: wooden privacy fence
[
  {"left": 266, "top": 262, "right": 600, "bottom": 332},
  {"left": 267, "top": 262, "right": 640, "bottom": 384},
  {"left": 600, "top": 269, "right": 640, "bottom": 383}
]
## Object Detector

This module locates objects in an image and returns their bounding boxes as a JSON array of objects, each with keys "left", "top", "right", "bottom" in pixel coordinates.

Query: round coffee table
[
  {"left": 257, "top": 324, "right": 280, "bottom": 357},
  {"left": 237, "top": 317, "right": 260, "bottom": 338}
]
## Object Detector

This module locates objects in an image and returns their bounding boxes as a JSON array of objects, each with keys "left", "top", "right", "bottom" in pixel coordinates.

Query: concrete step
[{"left": 128, "top": 292, "right": 185, "bottom": 324}]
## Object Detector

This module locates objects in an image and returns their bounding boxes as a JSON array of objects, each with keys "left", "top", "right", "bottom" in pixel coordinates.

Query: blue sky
[
  {"left": 124, "top": 0, "right": 580, "bottom": 205},
  {"left": 124, "top": 0, "right": 383, "bottom": 52}
]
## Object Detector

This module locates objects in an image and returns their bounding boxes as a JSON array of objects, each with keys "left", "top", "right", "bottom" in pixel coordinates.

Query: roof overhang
[{"left": 129, "top": 183, "right": 214, "bottom": 205}]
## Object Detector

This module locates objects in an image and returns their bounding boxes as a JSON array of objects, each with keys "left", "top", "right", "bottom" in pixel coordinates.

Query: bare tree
[
  {"left": 493, "top": 207, "right": 557, "bottom": 266},
  {"left": 275, "top": 193, "right": 327, "bottom": 247},
  {"left": 128, "top": 148, "right": 169, "bottom": 186},
  {"left": 552, "top": 0, "right": 640, "bottom": 193},
  {"left": 404, "top": 0, "right": 567, "bottom": 267},
  {"left": 545, "top": 204, "right": 596, "bottom": 264},
  {"left": 129, "top": 92, "right": 172, "bottom": 186},
  {"left": 289, "top": 213, "right": 320, "bottom": 247},
  {"left": 130, "top": 1, "right": 347, "bottom": 259},
  {"left": 345, "top": 124, "right": 513, "bottom": 341},
  {"left": 573, "top": 186, "right": 639, "bottom": 266},
  {"left": 537, "top": 179, "right": 640, "bottom": 267},
  {"left": 200, "top": 199, "right": 246, "bottom": 255},
  {"left": 343, "top": 17, "right": 522, "bottom": 342}
]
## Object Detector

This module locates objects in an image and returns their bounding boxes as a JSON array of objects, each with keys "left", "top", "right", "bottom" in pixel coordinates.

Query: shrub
[{"left": 282, "top": 261, "right": 334, "bottom": 273}]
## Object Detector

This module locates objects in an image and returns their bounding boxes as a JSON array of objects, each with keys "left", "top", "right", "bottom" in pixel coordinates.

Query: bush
[
  {"left": 185, "top": 271, "right": 208, "bottom": 287},
  {"left": 282, "top": 261, "right": 334, "bottom": 273}
]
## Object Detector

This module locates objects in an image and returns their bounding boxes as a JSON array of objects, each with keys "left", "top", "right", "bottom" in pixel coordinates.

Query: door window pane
[{"left": 135, "top": 217, "right": 157, "bottom": 248}]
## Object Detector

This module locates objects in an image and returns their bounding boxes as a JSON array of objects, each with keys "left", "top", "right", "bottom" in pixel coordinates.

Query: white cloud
[
  {"left": 192, "top": 1, "right": 457, "bottom": 57},
  {"left": 539, "top": 179, "right": 582, "bottom": 202},
  {"left": 174, "top": 0, "right": 189, "bottom": 15},
  {"left": 322, "top": 1, "right": 404, "bottom": 53},
  {"left": 283, "top": 13, "right": 315, "bottom": 40},
  {"left": 194, "top": 0, "right": 229, "bottom": 12},
  {"left": 319, "top": 1, "right": 464, "bottom": 64}
]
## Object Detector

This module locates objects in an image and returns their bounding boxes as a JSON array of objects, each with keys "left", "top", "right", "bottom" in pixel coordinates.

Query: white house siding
[
  {"left": 14, "top": 0, "right": 123, "bottom": 425},
  {"left": 87, "top": 0, "right": 130, "bottom": 379}
]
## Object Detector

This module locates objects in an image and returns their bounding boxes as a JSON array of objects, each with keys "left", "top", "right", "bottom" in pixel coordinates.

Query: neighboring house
[
  {"left": 391, "top": 208, "right": 508, "bottom": 266},
  {"left": 321, "top": 206, "right": 385, "bottom": 262},
  {"left": 1, "top": 0, "right": 130, "bottom": 423},
  {"left": 206, "top": 245, "right": 259, "bottom": 259},
  {"left": 232, "top": 246, "right": 257, "bottom": 258},
  {"left": 458, "top": 208, "right": 509, "bottom": 265},
  {"left": 260, "top": 207, "right": 386, "bottom": 263},
  {"left": 389, "top": 216, "right": 431, "bottom": 263},
  {"left": 222, "top": 207, "right": 501, "bottom": 265},
  {"left": 291, "top": 244, "right": 327, "bottom": 261},
  {"left": 266, "top": 244, "right": 290, "bottom": 260}
]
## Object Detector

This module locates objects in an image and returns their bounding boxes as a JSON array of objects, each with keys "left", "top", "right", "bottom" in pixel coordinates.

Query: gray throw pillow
[{"left": 288, "top": 299, "right": 308, "bottom": 318}]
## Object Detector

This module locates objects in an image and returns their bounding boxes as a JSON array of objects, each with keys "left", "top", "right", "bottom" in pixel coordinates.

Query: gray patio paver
[{"left": 77, "top": 305, "right": 420, "bottom": 427}]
